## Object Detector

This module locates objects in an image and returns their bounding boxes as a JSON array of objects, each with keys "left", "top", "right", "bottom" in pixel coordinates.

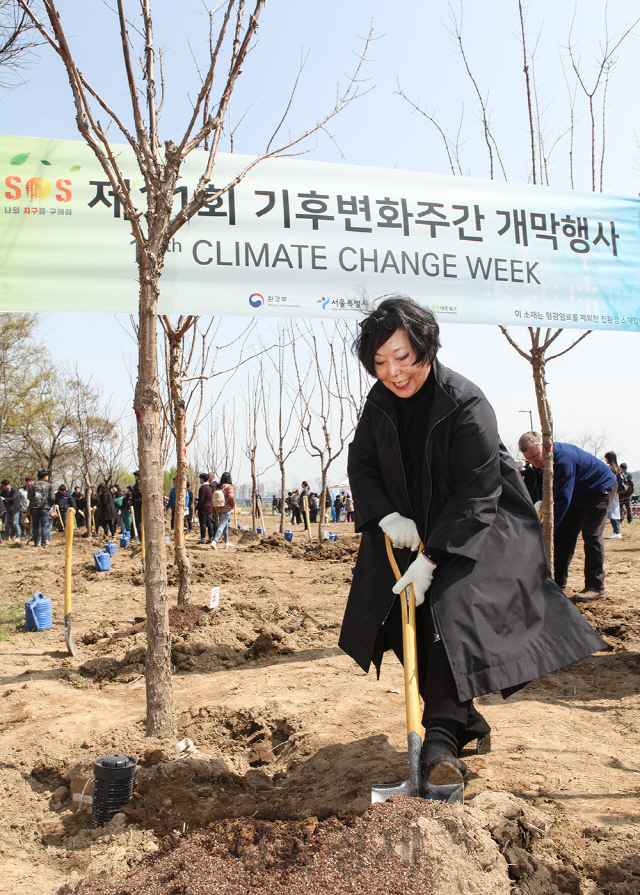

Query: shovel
[
  {"left": 371, "top": 535, "right": 463, "bottom": 805},
  {"left": 64, "top": 508, "right": 77, "bottom": 656}
]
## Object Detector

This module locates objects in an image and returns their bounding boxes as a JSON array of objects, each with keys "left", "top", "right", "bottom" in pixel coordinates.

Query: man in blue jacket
[{"left": 519, "top": 432, "right": 617, "bottom": 603}]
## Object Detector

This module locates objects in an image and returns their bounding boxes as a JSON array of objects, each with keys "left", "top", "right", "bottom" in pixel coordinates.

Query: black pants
[
  {"left": 554, "top": 486, "right": 616, "bottom": 592},
  {"left": 381, "top": 597, "right": 470, "bottom": 727},
  {"left": 198, "top": 509, "right": 213, "bottom": 541},
  {"left": 620, "top": 497, "right": 632, "bottom": 524}
]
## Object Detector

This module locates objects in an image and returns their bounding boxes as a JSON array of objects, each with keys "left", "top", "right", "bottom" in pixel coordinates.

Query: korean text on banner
[{"left": 2, "top": 134, "right": 640, "bottom": 330}]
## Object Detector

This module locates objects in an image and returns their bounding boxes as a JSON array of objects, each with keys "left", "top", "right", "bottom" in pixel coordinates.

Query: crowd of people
[
  {"left": 273, "top": 483, "right": 355, "bottom": 527},
  {"left": 0, "top": 470, "right": 144, "bottom": 546}
]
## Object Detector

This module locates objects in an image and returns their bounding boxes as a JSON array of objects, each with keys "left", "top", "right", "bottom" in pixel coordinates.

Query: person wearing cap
[{"left": 54, "top": 484, "right": 76, "bottom": 530}]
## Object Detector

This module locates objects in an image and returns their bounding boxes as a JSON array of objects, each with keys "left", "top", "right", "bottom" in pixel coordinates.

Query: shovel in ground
[
  {"left": 371, "top": 535, "right": 463, "bottom": 805},
  {"left": 64, "top": 508, "right": 77, "bottom": 656}
]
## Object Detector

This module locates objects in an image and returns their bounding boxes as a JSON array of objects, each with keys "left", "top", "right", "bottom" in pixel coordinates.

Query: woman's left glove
[{"left": 392, "top": 554, "right": 436, "bottom": 607}]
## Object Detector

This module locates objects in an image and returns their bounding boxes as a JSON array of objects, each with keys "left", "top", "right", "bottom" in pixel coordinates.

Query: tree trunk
[
  {"left": 134, "top": 276, "right": 176, "bottom": 738},
  {"left": 167, "top": 335, "right": 192, "bottom": 604},
  {"left": 251, "top": 462, "right": 257, "bottom": 531},
  {"left": 318, "top": 472, "right": 327, "bottom": 543},
  {"left": 531, "top": 350, "right": 554, "bottom": 567},
  {"left": 279, "top": 462, "right": 286, "bottom": 535}
]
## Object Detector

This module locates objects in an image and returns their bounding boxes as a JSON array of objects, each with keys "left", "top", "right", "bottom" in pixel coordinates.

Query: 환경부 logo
[{"left": 248, "top": 293, "right": 264, "bottom": 308}]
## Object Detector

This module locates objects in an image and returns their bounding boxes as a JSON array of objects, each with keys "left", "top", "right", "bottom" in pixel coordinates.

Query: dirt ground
[{"left": 1, "top": 515, "right": 640, "bottom": 894}]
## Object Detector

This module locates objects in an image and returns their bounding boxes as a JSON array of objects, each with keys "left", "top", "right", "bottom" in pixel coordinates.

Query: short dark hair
[
  {"left": 1, "top": 479, "right": 9, "bottom": 486},
  {"left": 37, "top": 470, "right": 47, "bottom": 480},
  {"left": 199, "top": 473, "right": 207, "bottom": 482},
  {"left": 353, "top": 295, "right": 441, "bottom": 377}
]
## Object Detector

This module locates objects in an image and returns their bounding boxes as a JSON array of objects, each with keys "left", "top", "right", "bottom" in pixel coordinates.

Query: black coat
[
  {"left": 339, "top": 360, "right": 606, "bottom": 703},
  {"left": 95, "top": 490, "right": 117, "bottom": 524}
]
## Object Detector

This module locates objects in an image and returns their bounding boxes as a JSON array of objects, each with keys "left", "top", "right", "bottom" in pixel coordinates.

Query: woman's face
[{"left": 374, "top": 327, "right": 431, "bottom": 398}]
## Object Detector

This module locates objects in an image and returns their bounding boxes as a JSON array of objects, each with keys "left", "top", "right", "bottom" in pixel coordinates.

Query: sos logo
[{"left": 248, "top": 293, "right": 264, "bottom": 308}]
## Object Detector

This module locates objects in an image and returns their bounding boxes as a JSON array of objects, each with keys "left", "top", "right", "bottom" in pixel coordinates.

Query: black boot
[
  {"left": 457, "top": 703, "right": 491, "bottom": 755},
  {"left": 421, "top": 719, "right": 467, "bottom": 790}
]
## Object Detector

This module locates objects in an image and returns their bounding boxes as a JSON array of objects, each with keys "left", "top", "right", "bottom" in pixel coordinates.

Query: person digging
[{"left": 339, "top": 296, "right": 606, "bottom": 796}]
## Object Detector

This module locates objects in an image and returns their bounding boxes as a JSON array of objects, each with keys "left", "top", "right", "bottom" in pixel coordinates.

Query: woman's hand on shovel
[
  {"left": 379, "top": 512, "right": 421, "bottom": 552},
  {"left": 392, "top": 554, "right": 436, "bottom": 607}
]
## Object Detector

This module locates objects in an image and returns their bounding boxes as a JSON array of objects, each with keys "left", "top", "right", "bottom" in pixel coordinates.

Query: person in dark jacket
[
  {"left": 619, "top": 463, "right": 634, "bottom": 525},
  {"left": 131, "top": 471, "right": 143, "bottom": 540},
  {"left": 28, "top": 470, "right": 55, "bottom": 547},
  {"left": 339, "top": 296, "right": 605, "bottom": 794},
  {"left": 95, "top": 483, "right": 117, "bottom": 538},
  {"left": 54, "top": 484, "right": 77, "bottom": 530},
  {"left": 519, "top": 434, "right": 617, "bottom": 603},
  {"left": 196, "top": 473, "right": 214, "bottom": 544},
  {"left": 1, "top": 479, "right": 20, "bottom": 540}
]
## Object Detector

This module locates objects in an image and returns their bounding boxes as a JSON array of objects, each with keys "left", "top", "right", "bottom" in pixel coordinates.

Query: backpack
[
  {"left": 30, "top": 481, "right": 49, "bottom": 509},
  {"left": 211, "top": 487, "right": 225, "bottom": 508},
  {"left": 621, "top": 471, "right": 634, "bottom": 499}
]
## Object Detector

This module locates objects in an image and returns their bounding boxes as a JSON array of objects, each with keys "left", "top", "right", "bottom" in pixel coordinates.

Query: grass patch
[
  {"left": 63, "top": 670, "right": 93, "bottom": 689},
  {"left": 0, "top": 597, "right": 23, "bottom": 641}
]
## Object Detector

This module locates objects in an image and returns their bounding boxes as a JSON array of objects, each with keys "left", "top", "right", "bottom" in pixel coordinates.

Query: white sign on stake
[{"left": 210, "top": 586, "right": 220, "bottom": 611}]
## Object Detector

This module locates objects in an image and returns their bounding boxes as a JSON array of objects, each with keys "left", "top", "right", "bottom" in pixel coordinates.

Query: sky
[{"left": 3, "top": 0, "right": 640, "bottom": 482}]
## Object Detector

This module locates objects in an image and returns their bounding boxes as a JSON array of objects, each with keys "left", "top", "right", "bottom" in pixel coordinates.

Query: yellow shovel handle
[
  {"left": 385, "top": 534, "right": 424, "bottom": 742},
  {"left": 64, "top": 508, "right": 75, "bottom": 617}
]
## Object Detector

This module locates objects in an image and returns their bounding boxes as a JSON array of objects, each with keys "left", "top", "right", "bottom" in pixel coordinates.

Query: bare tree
[
  {"left": 404, "top": 1, "right": 634, "bottom": 560},
  {"left": 69, "top": 375, "right": 122, "bottom": 535},
  {"left": 0, "top": 0, "right": 39, "bottom": 87},
  {"left": 568, "top": 429, "right": 609, "bottom": 458},
  {"left": 241, "top": 368, "right": 266, "bottom": 532},
  {"left": 20, "top": 0, "right": 370, "bottom": 736},
  {"left": 292, "top": 322, "right": 361, "bottom": 542},
  {"left": 260, "top": 325, "right": 301, "bottom": 534},
  {"left": 566, "top": 4, "right": 639, "bottom": 193},
  {"left": 498, "top": 326, "right": 591, "bottom": 560},
  {"left": 160, "top": 316, "right": 254, "bottom": 601}
]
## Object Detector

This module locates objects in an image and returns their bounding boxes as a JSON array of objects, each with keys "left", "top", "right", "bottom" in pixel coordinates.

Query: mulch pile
[{"left": 77, "top": 801, "right": 441, "bottom": 895}]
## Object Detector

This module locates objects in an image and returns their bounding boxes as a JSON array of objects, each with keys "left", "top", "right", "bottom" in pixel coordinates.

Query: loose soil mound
[{"left": 78, "top": 796, "right": 515, "bottom": 895}]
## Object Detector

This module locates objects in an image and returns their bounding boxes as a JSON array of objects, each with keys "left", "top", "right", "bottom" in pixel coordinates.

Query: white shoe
[
  {"left": 605, "top": 533, "right": 622, "bottom": 539},
  {"left": 225, "top": 542, "right": 235, "bottom": 548},
  {"left": 211, "top": 540, "right": 217, "bottom": 549}
]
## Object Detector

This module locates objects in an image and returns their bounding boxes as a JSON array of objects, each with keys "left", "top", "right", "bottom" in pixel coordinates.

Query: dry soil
[{"left": 1, "top": 517, "right": 640, "bottom": 894}]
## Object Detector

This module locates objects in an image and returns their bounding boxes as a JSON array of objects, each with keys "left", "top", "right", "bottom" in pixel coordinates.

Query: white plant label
[{"left": 210, "top": 586, "right": 220, "bottom": 610}]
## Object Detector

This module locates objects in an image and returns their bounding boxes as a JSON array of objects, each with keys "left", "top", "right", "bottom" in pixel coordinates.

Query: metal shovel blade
[
  {"left": 65, "top": 612, "right": 77, "bottom": 657},
  {"left": 372, "top": 779, "right": 464, "bottom": 804}
]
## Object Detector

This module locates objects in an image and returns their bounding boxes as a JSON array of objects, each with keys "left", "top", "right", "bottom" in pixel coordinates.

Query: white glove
[
  {"left": 379, "top": 512, "right": 420, "bottom": 552},
  {"left": 392, "top": 554, "right": 436, "bottom": 607},
  {"left": 534, "top": 500, "right": 542, "bottom": 512}
]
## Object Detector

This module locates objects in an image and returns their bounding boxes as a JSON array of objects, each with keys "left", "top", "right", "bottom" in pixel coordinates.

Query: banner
[{"left": 2, "top": 134, "right": 640, "bottom": 330}]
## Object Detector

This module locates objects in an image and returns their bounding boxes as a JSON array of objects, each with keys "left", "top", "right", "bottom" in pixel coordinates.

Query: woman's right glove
[
  {"left": 379, "top": 512, "right": 420, "bottom": 552},
  {"left": 392, "top": 554, "right": 436, "bottom": 607}
]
